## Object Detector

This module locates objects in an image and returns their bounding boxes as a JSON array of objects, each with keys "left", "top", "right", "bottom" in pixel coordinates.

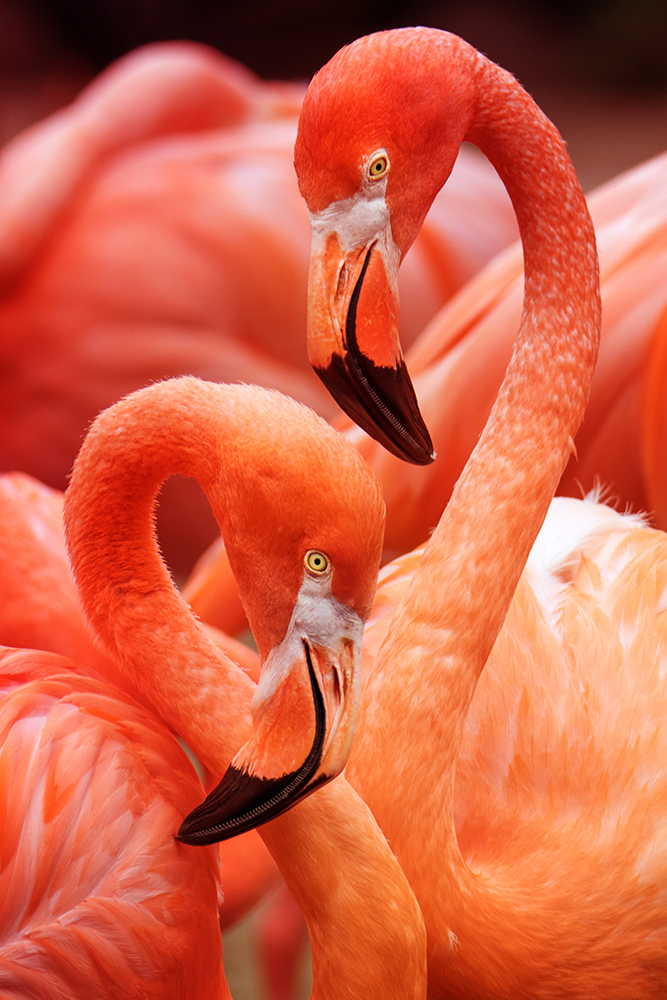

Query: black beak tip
[
  {"left": 177, "top": 640, "right": 331, "bottom": 847},
  {"left": 176, "top": 764, "right": 296, "bottom": 846},
  {"left": 319, "top": 242, "right": 435, "bottom": 465},
  {"left": 315, "top": 354, "right": 435, "bottom": 466}
]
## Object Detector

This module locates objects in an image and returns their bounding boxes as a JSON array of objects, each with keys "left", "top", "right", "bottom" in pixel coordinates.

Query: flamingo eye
[
  {"left": 304, "top": 550, "right": 330, "bottom": 575},
  {"left": 366, "top": 150, "right": 389, "bottom": 180}
]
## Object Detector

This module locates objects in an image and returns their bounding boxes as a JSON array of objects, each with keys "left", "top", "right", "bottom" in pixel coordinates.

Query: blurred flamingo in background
[
  {"left": 643, "top": 298, "right": 667, "bottom": 526},
  {"left": 0, "top": 472, "right": 131, "bottom": 681},
  {"left": 0, "top": 39, "right": 517, "bottom": 576},
  {"left": 0, "top": 471, "right": 259, "bottom": 696}
]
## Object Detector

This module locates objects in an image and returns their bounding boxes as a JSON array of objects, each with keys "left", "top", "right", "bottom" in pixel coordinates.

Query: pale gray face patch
[{"left": 251, "top": 563, "right": 363, "bottom": 713}]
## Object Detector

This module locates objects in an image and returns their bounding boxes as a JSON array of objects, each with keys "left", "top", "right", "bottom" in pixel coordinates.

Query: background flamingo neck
[
  {"left": 64, "top": 378, "right": 254, "bottom": 774},
  {"left": 349, "top": 41, "right": 601, "bottom": 908}
]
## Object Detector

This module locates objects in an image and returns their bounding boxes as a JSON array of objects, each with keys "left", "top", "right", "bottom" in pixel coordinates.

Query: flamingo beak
[
  {"left": 177, "top": 607, "right": 362, "bottom": 845},
  {"left": 306, "top": 223, "right": 435, "bottom": 465}
]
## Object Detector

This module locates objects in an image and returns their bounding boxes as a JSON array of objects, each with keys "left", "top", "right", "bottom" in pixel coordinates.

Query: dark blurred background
[{"left": 1, "top": 0, "right": 667, "bottom": 188}]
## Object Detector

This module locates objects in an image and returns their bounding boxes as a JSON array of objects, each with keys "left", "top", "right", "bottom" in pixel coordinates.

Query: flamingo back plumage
[
  {"left": 357, "top": 497, "right": 667, "bottom": 992},
  {"left": 0, "top": 649, "right": 228, "bottom": 1000}
]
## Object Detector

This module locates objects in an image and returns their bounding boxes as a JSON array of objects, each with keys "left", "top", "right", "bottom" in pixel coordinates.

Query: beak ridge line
[{"left": 317, "top": 245, "right": 435, "bottom": 465}]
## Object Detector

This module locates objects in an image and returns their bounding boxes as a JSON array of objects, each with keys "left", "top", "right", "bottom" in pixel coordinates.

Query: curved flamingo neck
[
  {"left": 428, "top": 50, "right": 601, "bottom": 675},
  {"left": 348, "top": 26, "right": 601, "bottom": 924},
  {"left": 64, "top": 375, "right": 384, "bottom": 781},
  {"left": 63, "top": 378, "right": 281, "bottom": 774}
]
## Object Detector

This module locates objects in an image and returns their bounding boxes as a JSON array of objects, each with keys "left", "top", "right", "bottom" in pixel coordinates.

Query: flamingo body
[
  {"left": 354, "top": 497, "right": 667, "bottom": 995},
  {"left": 0, "top": 648, "right": 228, "bottom": 1000}
]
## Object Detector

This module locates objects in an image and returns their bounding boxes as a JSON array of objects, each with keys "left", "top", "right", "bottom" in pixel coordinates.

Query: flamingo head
[
  {"left": 294, "top": 28, "right": 472, "bottom": 465},
  {"left": 178, "top": 388, "right": 385, "bottom": 844}
]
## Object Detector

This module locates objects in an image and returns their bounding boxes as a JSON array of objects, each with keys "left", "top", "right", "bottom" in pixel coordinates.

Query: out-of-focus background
[
  {"left": 1, "top": 3, "right": 665, "bottom": 998},
  {"left": 1, "top": 0, "right": 667, "bottom": 191}
]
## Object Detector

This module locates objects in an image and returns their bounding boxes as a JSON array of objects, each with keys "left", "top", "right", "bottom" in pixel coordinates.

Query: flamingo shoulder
[
  {"left": 456, "top": 498, "right": 667, "bottom": 885},
  {"left": 0, "top": 647, "right": 226, "bottom": 1000}
]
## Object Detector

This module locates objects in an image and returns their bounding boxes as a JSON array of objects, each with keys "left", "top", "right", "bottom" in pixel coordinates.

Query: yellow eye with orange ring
[
  {"left": 366, "top": 150, "right": 389, "bottom": 180},
  {"left": 304, "top": 550, "right": 331, "bottom": 575}
]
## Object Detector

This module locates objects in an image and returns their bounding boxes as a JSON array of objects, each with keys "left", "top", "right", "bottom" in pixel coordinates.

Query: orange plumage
[
  {"left": 354, "top": 496, "right": 667, "bottom": 995},
  {"left": 0, "top": 648, "right": 230, "bottom": 1000}
]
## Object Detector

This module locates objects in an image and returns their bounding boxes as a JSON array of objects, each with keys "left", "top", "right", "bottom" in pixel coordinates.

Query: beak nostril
[{"left": 336, "top": 264, "right": 347, "bottom": 299}]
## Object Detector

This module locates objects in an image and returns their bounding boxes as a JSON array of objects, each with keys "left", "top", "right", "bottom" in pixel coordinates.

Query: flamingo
[
  {"left": 294, "top": 30, "right": 667, "bottom": 520},
  {"left": 0, "top": 469, "right": 313, "bottom": 1000},
  {"left": 0, "top": 40, "right": 517, "bottom": 576},
  {"left": 2, "top": 376, "right": 427, "bottom": 997},
  {"left": 278, "top": 26, "right": 667, "bottom": 995}
]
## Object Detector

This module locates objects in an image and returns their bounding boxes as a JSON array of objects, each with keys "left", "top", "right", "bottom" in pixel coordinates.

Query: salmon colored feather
[
  {"left": 0, "top": 649, "right": 231, "bottom": 1000},
  {"left": 354, "top": 495, "right": 667, "bottom": 995}
]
